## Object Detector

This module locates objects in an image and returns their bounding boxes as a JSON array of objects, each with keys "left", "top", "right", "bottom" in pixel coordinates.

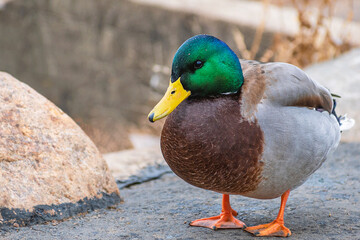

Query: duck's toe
[
  {"left": 245, "top": 220, "right": 291, "bottom": 237},
  {"left": 190, "top": 212, "right": 246, "bottom": 230}
]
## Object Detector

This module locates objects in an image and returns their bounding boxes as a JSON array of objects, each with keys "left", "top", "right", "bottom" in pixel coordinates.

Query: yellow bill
[{"left": 148, "top": 78, "right": 191, "bottom": 122}]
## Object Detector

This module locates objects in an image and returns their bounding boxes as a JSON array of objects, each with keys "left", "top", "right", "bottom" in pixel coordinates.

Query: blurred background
[{"left": 0, "top": 0, "right": 359, "bottom": 154}]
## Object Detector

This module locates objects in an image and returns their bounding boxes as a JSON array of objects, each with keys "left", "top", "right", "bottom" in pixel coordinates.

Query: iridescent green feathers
[{"left": 171, "top": 35, "right": 244, "bottom": 97}]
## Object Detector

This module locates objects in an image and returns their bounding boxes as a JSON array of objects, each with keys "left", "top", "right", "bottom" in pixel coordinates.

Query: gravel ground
[{"left": 1, "top": 143, "right": 359, "bottom": 240}]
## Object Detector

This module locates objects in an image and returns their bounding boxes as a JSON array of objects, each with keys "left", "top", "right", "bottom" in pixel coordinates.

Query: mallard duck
[{"left": 148, "top": 35, "right": 353, "bottom": 237}]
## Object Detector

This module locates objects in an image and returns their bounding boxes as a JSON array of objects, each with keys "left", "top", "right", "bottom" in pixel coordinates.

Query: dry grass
[{"left": 234, "top": 0, "right": 355, "bottom": 68}]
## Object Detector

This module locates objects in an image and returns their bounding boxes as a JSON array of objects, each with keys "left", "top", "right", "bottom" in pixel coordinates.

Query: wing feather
[{"left": 239, "top": 60, "right": 333, "bottom": 118}]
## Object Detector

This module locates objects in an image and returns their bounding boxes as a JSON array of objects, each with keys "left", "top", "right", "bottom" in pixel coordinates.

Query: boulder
[{"left": 0, "top": 72, "right": 120, "bottom": 227}]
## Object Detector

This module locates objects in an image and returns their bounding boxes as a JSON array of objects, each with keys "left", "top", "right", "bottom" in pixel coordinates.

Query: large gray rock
[{"left": 0, "top": 72, "right": 120, "bottom": 227}]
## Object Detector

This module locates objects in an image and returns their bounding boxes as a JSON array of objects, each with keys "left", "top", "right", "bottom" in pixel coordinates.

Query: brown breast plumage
[{"left": 161, "top": 93, "right": 265, "bottom": 195}]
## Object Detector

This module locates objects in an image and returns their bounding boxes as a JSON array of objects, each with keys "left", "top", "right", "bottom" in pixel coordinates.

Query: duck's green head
[{"left": 148, "top": 35, "right": 244, "bottom": 122}]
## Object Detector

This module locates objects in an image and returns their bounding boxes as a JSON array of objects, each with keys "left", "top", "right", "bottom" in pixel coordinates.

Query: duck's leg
[
  {"left": 245, "top": 190, "right": 291, "bottom": 237},
  {"left": 190, "top": 194, "right": 246, "bottom": 230}
]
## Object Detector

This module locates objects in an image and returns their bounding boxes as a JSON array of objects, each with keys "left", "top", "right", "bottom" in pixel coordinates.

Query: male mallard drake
[{"left": 148, "top": 35, "right": 352, "bottom": 237}]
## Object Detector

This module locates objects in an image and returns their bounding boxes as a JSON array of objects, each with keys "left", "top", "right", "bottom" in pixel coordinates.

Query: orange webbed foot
[
  {"left": 190, "top": 211, "right": 246, "bottom": 230},
  {"left": 246, "top": 190, "right": 292, "bottom": 237},
  {"left": 189, "top": 194, "right": 246, "bottom": 230},
  {"left": 245, "top": 220, "right": 291, "bottom": 237}
]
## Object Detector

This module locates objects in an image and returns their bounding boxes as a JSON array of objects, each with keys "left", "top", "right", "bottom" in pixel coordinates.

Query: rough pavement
[{"left": 1, "top": 142, "right": 359, "bottom": 239}]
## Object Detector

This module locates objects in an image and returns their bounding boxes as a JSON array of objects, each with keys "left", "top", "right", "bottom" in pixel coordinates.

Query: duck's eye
[
  {"left": 171, "top": 90, "right": 176, "bottom": 95},
  {"left": 193, "top": 60, "right": 203, "bottom": 69}
]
